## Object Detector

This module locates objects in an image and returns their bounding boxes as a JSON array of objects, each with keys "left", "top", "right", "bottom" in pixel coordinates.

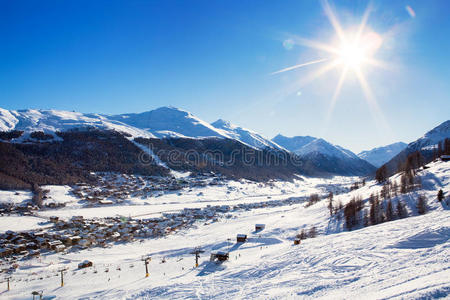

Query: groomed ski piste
[{"left": 1, "top": 160, "right": 449, "bottom": 299}]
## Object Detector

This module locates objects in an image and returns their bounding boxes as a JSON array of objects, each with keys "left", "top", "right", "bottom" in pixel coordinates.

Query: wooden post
[
  {"left": 7, "top": 277, "right": 10, "bottom": 291},
  {"left": 60, "top": 270, "right": 64, "bottom": 287}
]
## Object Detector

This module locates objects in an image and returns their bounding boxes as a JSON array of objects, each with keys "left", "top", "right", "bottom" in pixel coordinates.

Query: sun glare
[
  {"left": 338, "top": 42, "right": 366, "bottom": 68},
  {"left": 271, "top": 1, "right": 390, "bottom": 132}
]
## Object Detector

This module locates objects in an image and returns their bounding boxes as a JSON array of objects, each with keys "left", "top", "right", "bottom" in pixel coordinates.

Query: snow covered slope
[
  {"left": 272, "top": 134, "right": 316, "bottom": 151},
  {"left": 295, "top": 138, "right": 359, "bottom": 159},
  {"left": 211, "top": 119, "right": 284, "bottom": 150},
  {"left": 403, "top": 120, "right": 450, "bottom": 153},
  {"left": 382, "top": 120, "right": 450, "bottom": 174},
  {"left": 273, "top": 135, "right": 376, "bottom": 176},
  {"left": 0, "top": 107, "right": 155, "bottom": 141},
  {"left": 3, "top": 161, "right": 448, "bottom": 299},
  {"left": 358, "top": 142, "right": 407, "bottom": 167},
  {"left": 110, "top": 106, "right": 231, "bottom": 139}
]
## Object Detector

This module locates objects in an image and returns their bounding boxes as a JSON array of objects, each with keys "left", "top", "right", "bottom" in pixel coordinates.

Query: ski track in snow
[{"left": 1, "top": 161, "right": 449, "bottom": 299}]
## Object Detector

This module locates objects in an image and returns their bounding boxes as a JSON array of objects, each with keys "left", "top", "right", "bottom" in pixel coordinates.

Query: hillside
[
  {"left": 273, "top": 135, "right": 376, "bottom": 176},
  {"left": 380, "top": 120, "right": 450, "bottom": 175},
  {"left": 211, "top": 119, "right": 283, "bottom": 150},
  {"left": 358, "top": 142, "right": 407, "bottom": 167},
  {"left": 2, "top": 160, "right": 448, "bottom": 299},
  {"left": 0, "top": 108, "right": 155, "bottom": 141}
]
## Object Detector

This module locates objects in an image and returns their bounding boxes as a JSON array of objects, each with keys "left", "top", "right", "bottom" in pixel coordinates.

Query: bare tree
[
  {"left": 328, "top": 191, "right": 334, "bottom": 216},
  {"left": 417, "top": 194, "right": 427, "bottom": 215}
]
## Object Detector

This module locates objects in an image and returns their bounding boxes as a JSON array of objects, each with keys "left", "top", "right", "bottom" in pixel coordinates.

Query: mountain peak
[
  {"left": 423, "top": 120, "right": 450, "bottom": 140},
  {"left": 357, "top": 142, "right": 408, "bottom": 167},
  {"left": 272, "top": 135, "right": 317, "bottom": 152},
  {"left": 211, "top": 119, "right": 234, "bottom": 129}
]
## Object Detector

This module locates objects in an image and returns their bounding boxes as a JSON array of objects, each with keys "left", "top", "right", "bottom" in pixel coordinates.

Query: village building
[
  {"left": 255, "top": 224, "right": 265, "bottom": 231},
  {"left": 236, "top": 234, "right": 247, "bottom": 243}
]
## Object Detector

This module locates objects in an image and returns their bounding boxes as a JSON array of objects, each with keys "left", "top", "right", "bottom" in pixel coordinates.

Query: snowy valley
[{"left": 0, "top": 107, "right": 449, "bottom": 299}]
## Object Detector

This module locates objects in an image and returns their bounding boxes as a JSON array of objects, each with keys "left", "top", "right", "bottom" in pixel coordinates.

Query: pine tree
[
  {"left": 400, "top": 174, "right": 407, "bottom": 194},
  {"left": 437, "top": 189, "right": 444, "bottom": 202},
  {"left": 375, "top": 165, "right": 387, "bottom": 183},
  {"left": 396, "top": 200, "right": 407, "bottom": 218},
  {"left": 369, "top": 194, "right": 377, "bottom": 225},
  {"left": 386, "top": 200, "right": 394, "bottom": 221}
]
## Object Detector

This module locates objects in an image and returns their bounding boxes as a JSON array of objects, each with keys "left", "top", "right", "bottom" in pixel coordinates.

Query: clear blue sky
[{"left": 1, "top": 0, "right": 449, "bottom": 153}]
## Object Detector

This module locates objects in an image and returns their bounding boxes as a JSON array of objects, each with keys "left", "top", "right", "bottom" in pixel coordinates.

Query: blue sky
[{"left": 1, "top": 0, "right": 449, "bottom": 153}]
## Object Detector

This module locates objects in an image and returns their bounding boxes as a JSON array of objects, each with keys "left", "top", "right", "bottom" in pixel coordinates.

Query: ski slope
[{"left": 1, "top": 161, "right": 449, "bottom": 299}]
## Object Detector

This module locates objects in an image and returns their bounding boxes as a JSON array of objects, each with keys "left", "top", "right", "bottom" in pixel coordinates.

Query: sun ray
[
  {"left": 328, "top": 66, "right": 349, "bottom": 118},
  {"left": 297, "top": 59, "right": 341, "bottom": 86},
  {"left": 271, "top": 58, "right": 329, "bottom": 75},
  {"left": 322, "top": 0, "right": 347, "bottom": 43},
  {"left": 363, "top": 57, "right": 393, "bottom": 71},
  {"left": 290, "top": 36, "right": 339, "bottom": 55},
  {"left": 271, "top": 1, "right": 391, "bottom": 138},
  {"left": 321, "top": 65, "right": 349, "bottom": 136},
  {"left": 354, "top": 67, "right": 392, "bottom": 137},
  {"left": 354, "top": 4, "right": 372, "bottom": 44}
]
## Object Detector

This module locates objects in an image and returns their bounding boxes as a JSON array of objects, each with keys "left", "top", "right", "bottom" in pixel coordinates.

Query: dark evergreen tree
[
  {"left": 437, "top": 189, "right": 444, "bottom": 202},
  {"left": 396, "top": 200, "right": 407, "bottom": 218},
  {"left": 386, "top": 200, "right": 394, "bottom": 221},
  {"left": 375, "top": 165, "right": 387, "bottom": 183}
]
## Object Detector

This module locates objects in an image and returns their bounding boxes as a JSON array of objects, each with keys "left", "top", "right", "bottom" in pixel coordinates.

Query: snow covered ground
[
  {"left": 32, "top": 176, "right": 354, "bottom": 221},
  {"left": 0, "top": 216, "right": 47, "bottom": 233},
  {"left": 0, "top": 191, "right": 32, "bottom": 206},
  {"left": 0, "top": 161, "right": 449, "bottom": 299}
]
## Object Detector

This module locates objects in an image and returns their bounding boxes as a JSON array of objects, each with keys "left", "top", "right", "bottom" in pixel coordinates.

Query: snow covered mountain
[
  {"left": 405, "top": 120, "right": 450, "bottom": 152},
  {"left": 273, "top": 135, "right": 376, "bottom": 176},
  {"left": 272, "top": 134, "right": 316, "bottom": 152},
  {"left": 358, "top": 142, "right": 407, "bottom": 167},
  {"left": 211, "top": 119, "right": 284, "bottom": 150},
  {"left": 110, "top": 106, "right": 231, "bottom": 140},
  {"left": 0, "top": 108, "right": 155, "bottom": 141},
  {"left": 381, "top": 120, "right": 450, "bottom": 174}
]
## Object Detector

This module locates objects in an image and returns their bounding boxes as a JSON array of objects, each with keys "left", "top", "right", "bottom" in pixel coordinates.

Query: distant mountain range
[
  {"left": 358, "top": 142, "right": 407, "bottom": 167},
  {"left": 1, "top": 105, "right": 447, "bottom": 181},
  {"left": 272, "top": 135, "right": 376, "bottom": 176}
]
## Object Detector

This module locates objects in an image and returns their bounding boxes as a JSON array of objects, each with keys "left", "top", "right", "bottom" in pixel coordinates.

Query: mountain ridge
[
  {"left": 380, "top": 120, "right": 450, "bottom": 175},
  {"left": 358, "top": 142, "right": 407, "bottom": 167},
  {"left": 272, "top": 134, "right": 376, "bottom": 176}
]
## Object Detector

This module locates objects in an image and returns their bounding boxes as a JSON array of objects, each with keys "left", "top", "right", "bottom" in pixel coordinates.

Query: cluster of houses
[
  {"left": 0, "top": 202, "right": 39, "bottom": 216},
  {"left": 0, "top": 193, "right": 307, "bottom": 266},
  {"left": 70, "top": 172, "right": 225, "bottom": 206}
]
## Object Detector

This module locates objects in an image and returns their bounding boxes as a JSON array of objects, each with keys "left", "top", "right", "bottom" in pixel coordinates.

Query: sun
[
  {"left": 335, "top": 30, "right": 383, "bottom": 70},
  {"left": 271, "top": 1, "right": 389, "bottom": 130},
  {"left": 337, "top": 42, "right": 366, "bottom": 69}
]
